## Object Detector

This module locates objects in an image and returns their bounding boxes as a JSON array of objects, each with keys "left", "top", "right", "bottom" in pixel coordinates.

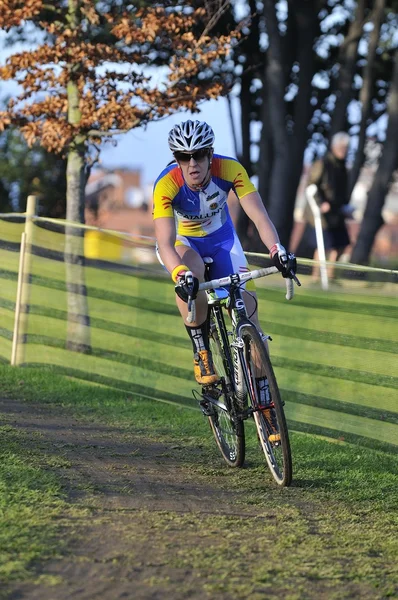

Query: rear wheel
[
  {"left": 207, "top": 312, "right": 245, "bottom": 468},
  {"left": 239, "top": 322, "right": 292, "bottom": 486}
]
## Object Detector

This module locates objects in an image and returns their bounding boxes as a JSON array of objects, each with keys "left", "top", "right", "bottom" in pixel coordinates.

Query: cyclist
[{"left": 153, "top": 120, "right": 296, "bottom": 404}]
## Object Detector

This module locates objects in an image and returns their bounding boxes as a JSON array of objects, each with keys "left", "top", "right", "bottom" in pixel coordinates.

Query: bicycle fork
[
  {"left": 233, "top": 321, "right": 273, "bottom": 420},
  {"left": 230, "top": 336, "right": 247, "bottom": 407}
]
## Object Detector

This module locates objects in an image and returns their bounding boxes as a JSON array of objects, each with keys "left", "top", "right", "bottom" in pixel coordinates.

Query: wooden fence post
[{"left": 11, "top": 195, "right": 37, "bottom": 366}]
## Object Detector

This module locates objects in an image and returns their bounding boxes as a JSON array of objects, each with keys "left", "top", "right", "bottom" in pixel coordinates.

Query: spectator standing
[{"left": 306, "top": 132, "right": 354, "bottom": 281}]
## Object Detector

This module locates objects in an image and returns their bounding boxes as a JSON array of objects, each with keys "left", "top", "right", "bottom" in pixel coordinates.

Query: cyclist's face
[{"left": 175, "top": 149, "right": 212, "bottom": 186}]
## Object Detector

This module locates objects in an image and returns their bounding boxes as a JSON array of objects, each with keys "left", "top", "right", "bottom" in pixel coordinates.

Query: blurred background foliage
[
  {"left": 0, "top": 128, "right": 66, "bottom": 216},
  {"left": 0, "top": 0, "right": 397, "bottom": 265}
]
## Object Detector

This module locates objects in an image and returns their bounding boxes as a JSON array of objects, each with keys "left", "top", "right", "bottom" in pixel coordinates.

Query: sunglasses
[{"left": 174, "top": 149, "right": 210, "bottom": 163}]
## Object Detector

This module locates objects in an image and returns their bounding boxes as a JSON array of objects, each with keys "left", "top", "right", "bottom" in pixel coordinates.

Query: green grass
[
  {"left": 0, "top": 386, "right": 396, "bottom": 513},
  {"left": 0, "top": 364, "right": 397, "bottom": 598},
  {"left": 0, "top": 364, "right": 397, "bottom": 510},
  {"left": 1, "top": 247, "right": 397, "bottom": 449},
  {"left": 0, "top": 425, "right": 67, "bottom": 589},
  {"left": 1, "top": 226, "right": 398, "bottom": 596}
]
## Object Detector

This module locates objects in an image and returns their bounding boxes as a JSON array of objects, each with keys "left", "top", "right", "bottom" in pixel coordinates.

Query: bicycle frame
[
  {"left": 196, "top": 267, "right": 296, "bottom": 414},
  {"left": 188, "top": 266, "right": 299, "bottom": 483},
  {"left": 212, "top": 278, "right": 249, "bottom": 405},
  {"left": 207, "top": 285, "right": 261, "bottom": 419}
]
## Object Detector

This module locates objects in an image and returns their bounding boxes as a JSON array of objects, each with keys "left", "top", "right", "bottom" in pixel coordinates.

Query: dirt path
[
  {"left": 0, "top": 397, "right": 264, "bottom": 600},
  {"left": 2, "top": 397, "right": 395, "bottom": 600},
  {"left": 1, "top": 397, "right": 250, "bottom": 515}
]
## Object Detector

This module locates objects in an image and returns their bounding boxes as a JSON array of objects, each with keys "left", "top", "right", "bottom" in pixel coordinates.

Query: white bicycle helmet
[{"left": 168, "top": 120, "right": 215, "bottom": 153}]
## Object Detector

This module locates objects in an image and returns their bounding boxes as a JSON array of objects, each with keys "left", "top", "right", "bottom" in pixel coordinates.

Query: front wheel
[
  {"left": 207, "top": 313, "right": 245, "bottom": 468},
  {"left": 239, "top": 322, "right": 292, "bottom": 486}
]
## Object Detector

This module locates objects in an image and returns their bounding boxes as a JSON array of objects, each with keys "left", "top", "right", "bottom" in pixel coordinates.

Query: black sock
[{"left": 185, "top": 321, "right": 209, "bottom": 353}]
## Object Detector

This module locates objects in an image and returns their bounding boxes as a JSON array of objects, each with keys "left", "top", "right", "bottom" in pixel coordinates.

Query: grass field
[
  {"left": 1, "top": 364, "right": 398, "bottom": 599},
  {"left": 1, "top": 218, "right": 398, "bottom": 597},
  {"left": 1, "top": 229, "right": 397, "bottom": 452}
]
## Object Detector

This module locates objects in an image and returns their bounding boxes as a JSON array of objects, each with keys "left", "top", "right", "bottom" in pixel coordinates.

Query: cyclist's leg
[
  {"left": 210, "top": 230, "right": 271, "bottom": 403},
  {"left": 175, "top": 241, "right": 207, "bottom": 325},
  {"left": 175, "top": 237, "right": 218, "bottom": 385},
  {"left": 156, "top": 236, "right": 207, "bottom": 325},
  {"left": 209, "top": 229, "right": 264, "bottom": 336}
]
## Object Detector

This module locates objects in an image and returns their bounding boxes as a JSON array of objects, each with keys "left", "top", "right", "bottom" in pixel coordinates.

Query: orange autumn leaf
[{"left": 0, "top": 1, "right": 238, "bottom": 153}]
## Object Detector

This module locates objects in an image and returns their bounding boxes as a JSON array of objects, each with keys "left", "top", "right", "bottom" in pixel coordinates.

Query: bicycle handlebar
[{"left": 186, "top": 266, "right": 301, "bottom": 323}]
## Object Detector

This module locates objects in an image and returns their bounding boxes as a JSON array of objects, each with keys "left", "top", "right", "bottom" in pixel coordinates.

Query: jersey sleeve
[
  {"left": 212, "top": 156, "right": 257, "bottom": 200},
  {"left": 152, "top": 166, "right": 182, "bottom": 220}
]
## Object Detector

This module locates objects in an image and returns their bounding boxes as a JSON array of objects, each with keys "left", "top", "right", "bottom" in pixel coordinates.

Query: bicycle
[{"left": 185, "top": 261, "right": 300, "bottom": 487}]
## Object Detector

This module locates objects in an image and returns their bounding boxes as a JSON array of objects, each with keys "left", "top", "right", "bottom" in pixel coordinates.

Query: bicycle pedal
[
  {"left": 199, "top": 400, "right": 213, "bottom": 417},
  {"left": 238, "top": 407, "right": 253, "bottom": 421},
  {"left": 202, "top": 384, "right": 222, "bottom": 399}
]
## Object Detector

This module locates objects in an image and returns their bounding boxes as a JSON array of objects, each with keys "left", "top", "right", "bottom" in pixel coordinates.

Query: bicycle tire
[
  {"left": 207, "top": 310, "right": 245, "bottom": 468},
  {"left": 238, "top": 321, "right": 292, "bottom": 486}
]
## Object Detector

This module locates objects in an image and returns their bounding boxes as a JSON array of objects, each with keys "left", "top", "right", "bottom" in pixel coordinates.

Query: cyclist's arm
[
  {"left": 154, "top": 217, "right": 185, "bottom": 275},
  {"left": 239, "top": 191, "right": 281, "bottom": 251}
]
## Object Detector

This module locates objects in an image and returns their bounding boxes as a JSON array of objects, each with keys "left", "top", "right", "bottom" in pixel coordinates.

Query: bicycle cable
[{"left": 239, "top": 283, "right": 258, "bottom": 319}]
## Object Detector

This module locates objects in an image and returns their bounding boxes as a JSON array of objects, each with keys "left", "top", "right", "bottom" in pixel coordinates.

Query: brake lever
[
  {"left": 291, "top": 272, "right": 301, "bottom": 286},
  {"left": 187, "top": 295, "right": 196, "bottom": 323},
  {"left": 185, "top": 272, "right": 196, "bottom": 323}
]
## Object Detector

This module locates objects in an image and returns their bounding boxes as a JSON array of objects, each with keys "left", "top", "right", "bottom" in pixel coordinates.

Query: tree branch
[
  {"left": 200, "top": 0, "right": 231, "bottom": 40},
  {"left": 339, "top": 6, "right": 378, "bottom": 53},
  {"left": 87, "top": 129, "right": 133, "bottom": 137}
]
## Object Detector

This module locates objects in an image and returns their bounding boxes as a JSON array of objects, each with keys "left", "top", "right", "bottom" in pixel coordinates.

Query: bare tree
[
  {"left": 351, "top": 48, "right": 398, "bottom": 265},
  {"left": 264, "top": 0, "right": 319, "bottom": 247},
  {"left": 348, "top": 0, "right": 386, "bottom": 196},
  {"left": 330, "top": 0, "right": 366, "bottom": 136}
]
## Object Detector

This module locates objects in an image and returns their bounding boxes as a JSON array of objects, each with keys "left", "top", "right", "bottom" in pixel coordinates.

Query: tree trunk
[
  {"left": 257, "top": 79, "right": 272, "bottom": 212},
  {"left": 262, "top": 0, "right": 290, "bottom": 246},
  {"left": 65, "top": 0, "right": 91, "bottom": 353},
  {"left": 266, "top": 0, "right": 318, "bottom": 247},
  {"left": 239, "top": 70, "right": 253, "bottom": 176},
  {"left": 350, "top": 48, "right": 398, "bottom": 265},
  {"left": 348, "top": 0, "right": 386, "bottom": 196},
  {"left": 226, "top": 94, "right": 239, "bottom": 159},
  {"left": 330, "top": 0, "right": 366, "bottom": 136},
  {"left": 235, "top": 0, "right": 261, "bottom": 248},
  {"left": 65, "top": 133, "right": 91, "bottom": 353},
  {"left": 243, "top": 81, "right": 271, "bottom": 253},
  {"left": 281, "top": 0, "right": 318, "bottom": 247},
  {"left": 236, "top": 71, "right": 254, "bottom": 246}
]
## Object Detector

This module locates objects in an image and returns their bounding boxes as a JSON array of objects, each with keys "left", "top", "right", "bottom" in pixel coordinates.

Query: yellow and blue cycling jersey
[
  {"left": 152, "top": 154, "right": 256, "bottom": 237},
  {"left": 153, "top": 154, "right": 256, "bottom": 290}
]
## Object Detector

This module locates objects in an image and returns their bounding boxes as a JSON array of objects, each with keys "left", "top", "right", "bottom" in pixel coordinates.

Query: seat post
[{"left": 203, "top": 256, "right": 213, "bottom": 283}]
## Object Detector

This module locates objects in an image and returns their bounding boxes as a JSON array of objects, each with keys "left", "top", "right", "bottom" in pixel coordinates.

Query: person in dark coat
[{"left": 305, "top": 132, "right": 354, "bottom": 280}]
